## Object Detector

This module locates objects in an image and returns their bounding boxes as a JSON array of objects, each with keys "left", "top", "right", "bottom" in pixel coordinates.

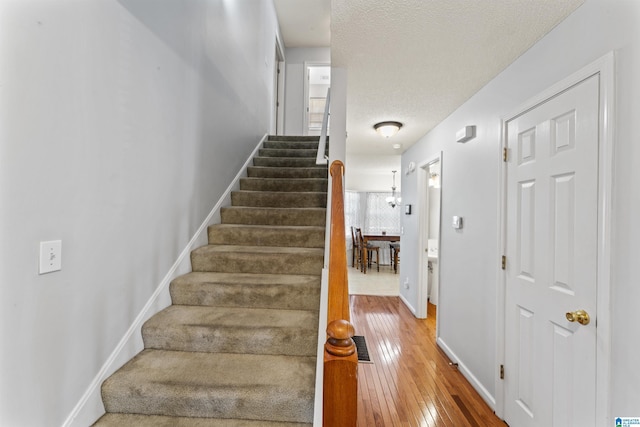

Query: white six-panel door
[{"left": 504, "top": 74, "right": 599, "bottom": 426}]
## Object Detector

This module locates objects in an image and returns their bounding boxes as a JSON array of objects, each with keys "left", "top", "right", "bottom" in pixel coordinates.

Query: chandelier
[{"left": 386, "top": 170, "right": 401, "bottom": 208}]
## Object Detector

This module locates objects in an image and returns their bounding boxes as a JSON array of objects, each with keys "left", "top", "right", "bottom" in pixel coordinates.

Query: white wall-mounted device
[
  {"left": 456, "top": 125, "right": 476, "bottom": 143},
  {"left": 39, "top": 240, "right": 62, "bottom": 274},
  {"left": 452, "top": 216, "right": 463, "bottom": 229},
  {"left": 406, "top": 161, "right": 416, "bottom": 175}
]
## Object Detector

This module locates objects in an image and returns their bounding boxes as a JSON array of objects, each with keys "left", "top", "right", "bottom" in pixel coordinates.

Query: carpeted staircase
[{"left": 94, "top": 136, "right": 328, "bottom": 426}]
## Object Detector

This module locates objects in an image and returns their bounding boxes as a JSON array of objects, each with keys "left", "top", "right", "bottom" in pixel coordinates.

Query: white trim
[
  {"left": 497, "top": 52, "right": 614, "bottom": 425},
  {"left": 416, "top": 153, "right": 442, "bottom": 319},
  {"left": 495, "top": 116, "right": 507, "bottom": 418},
  {"left": 313, "top": 267, "right": 330, "bottom": 427},
  {"left": 399, "top": 293, "right": 417, "bottom": 316},
  {"left": 437, "top": 337, "right": 497, "bottom": 409},
  {"left": 273, "top": 36, "right": 285, "bottom": 136},
  {"left": 595, "top": 51, "right": 614, "bottom": 427},
  {"left": 62, "top": 134, "right": 268, "bottom": 427}
]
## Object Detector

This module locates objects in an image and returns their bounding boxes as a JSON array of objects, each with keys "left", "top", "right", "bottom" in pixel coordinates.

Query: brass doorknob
[{"left": 566, "top": 309, "right": 590, "bottom": 326}]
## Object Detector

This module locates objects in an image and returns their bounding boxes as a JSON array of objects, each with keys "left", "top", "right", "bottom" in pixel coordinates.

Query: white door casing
[
  {"left": 504, "top": 74, "right": 600, "bottom": 426},
  {"left": 417, "top": 153, "right": 442, "bottom": 320}
]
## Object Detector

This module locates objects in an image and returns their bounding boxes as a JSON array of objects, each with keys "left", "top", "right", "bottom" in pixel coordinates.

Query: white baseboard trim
[
  {"left": 313, "top": 267, "right": 329, "bottom": 427},
  {"left": 399, "top": 292, "right": 417, "bottom": 315},
  {"left": 63, "top": 134, "right": 268, "bottom": 427},
  {"left": 436, "top": 337, "right": 496, "bottom": 410}
]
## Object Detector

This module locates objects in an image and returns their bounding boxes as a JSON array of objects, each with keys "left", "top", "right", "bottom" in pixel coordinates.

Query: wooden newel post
[
  {"left": 323, "top": 319, "right": 358, "bottom": 427},
  {"left": 324, "top": 160, "right": 357, "bottom": 426}
]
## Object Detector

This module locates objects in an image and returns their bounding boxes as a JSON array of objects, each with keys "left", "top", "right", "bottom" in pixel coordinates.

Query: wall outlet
[
  {"left": 404, "top": 277, "right": 410, "bottom": 289},
  {"left": 39, "top": 240, "right": 62, "bottom": 274}
]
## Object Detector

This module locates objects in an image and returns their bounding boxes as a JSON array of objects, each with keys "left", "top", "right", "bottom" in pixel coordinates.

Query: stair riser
[
  {"left": 240, "top": 178, "right": 328, "bottom": 192},
  {"left": 263, "top": 141, "right": 323, "bottom": 150},
  {"left": 267, "top": 135, "right": 320, "bottom": 142},
  {"left": 191, "top": 252, "right": 323, "bottom": 275},
  {"left": 258, "top": 148, "right": 320, "bottom": 158},
  {"left": 170, "top": 280, "right": 321, "bottom": 310},
  {"left": 221, "top": 207, "right": 326, "bottom": 226},
  {"left": 247, "top": 167, "right": 328, "bottom": 179},
  {"left": 142, "top": 324, "right": 317, "bottom": 356},
  {"left": 253, "top": 157, "right": 324, "bottom": 168},
  {"left": 231, "top": 191, "right": 326, "bottom": 208},
  {"left": 95, "top": 414, "right": 313, "bottom": 426},
  {"left": 102, "top": 390, "right": 313, "bottom": 422},
  {"left": 208, "top": 226, "right": 325, "bottom": 248}
]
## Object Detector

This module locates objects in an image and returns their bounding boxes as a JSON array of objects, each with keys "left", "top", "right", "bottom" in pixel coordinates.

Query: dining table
[{"left": 362, "top": 234, "right": 400, "bottom": 273}]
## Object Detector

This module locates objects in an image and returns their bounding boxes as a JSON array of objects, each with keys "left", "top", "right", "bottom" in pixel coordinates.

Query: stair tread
[
  {"left": 246, "top": 166, "right": 327, "bottom": 179},
  {"left": 222, "top": 206, "right": 326, "bottom": 212},
  {"left": 193, "top": 245, "right": 324, "bottom": 255},
  {"left": 267, "top": 135, "right": 320, "bottom": 141},
  {"left": 94, "top": 413, "right": 311, "bottom": 426},
  {"left": 210, "top": 224, "right": 325, "bottom": 232},
  {"left": 233, "top": 190, "right": 327, "bottom": 195},
  {"left": 208, "top": 224, "right": 325, "bottom": 247},
  {"left": 146, "top": 305, "right": 318, "bottom": 330},
  {"left": 143, "top": 306, "right": 318, "bottom": 355},
  {"left": 102, "top": 349, "right": 315, "bottom": 421},
  {"left": 169, "top": 272, "right": 321, "bottom": 310},
  {"left": 172, "top": 271, "right": 321, "bottom": 286}
]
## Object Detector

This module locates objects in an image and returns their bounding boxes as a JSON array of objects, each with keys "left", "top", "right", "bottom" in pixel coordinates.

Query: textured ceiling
[
  {"left": 331, "top": 0, "right": 584, "bottom": 156},
  {"left": 274, "top": 0, "right": 584, "bottom": 189}
]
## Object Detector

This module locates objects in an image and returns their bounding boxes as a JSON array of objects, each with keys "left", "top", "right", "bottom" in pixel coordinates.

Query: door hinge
[
  {"left": 501, "top": 255, "right": 506, "bottom": 270},
  {"left": 503, "top": 147, "right": 508, "bottom": 162},
  {"left": 500, "top": 364, "right": 505, "bottom": 380}
]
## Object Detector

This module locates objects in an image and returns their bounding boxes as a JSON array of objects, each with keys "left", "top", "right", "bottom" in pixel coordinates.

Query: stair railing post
[{"left": 323, "top": 160, "right": 357, "bottom": 427}]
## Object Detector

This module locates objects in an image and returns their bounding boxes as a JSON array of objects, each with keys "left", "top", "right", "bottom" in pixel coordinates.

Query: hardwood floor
[{"left": 350, "top": 295, "right": 504, "bottom": 427}]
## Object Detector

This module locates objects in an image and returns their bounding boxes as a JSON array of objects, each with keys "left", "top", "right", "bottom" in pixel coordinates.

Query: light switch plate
[
  {"left": 452, "top": 216, "right": 463, "bottom": 229},
  {"left": 39, "top": 240, "right": 62, "bottom": 274}
]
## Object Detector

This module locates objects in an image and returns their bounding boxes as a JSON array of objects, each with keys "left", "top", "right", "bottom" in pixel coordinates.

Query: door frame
[
  {"left": 272, "top": 37, "right": 285, "bottom": 135},
  {"left": 495, "top": 52, "right": 614, "bottom": 423},
  {"left": 417, "top": 152, "right": 442, "bottom": 320}
]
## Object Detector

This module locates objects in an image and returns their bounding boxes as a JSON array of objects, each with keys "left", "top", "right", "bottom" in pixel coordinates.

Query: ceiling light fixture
[{"left": 374, "top": 121, "right": 403, "bottom": 138}]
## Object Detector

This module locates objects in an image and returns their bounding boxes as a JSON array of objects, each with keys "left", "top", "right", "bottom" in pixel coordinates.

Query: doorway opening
[
  {"left": 417, "top": 154, "right": 442, "bottom": 321},
  {"left": 303, "top": 63, "right": 330, "bottom": 136}
]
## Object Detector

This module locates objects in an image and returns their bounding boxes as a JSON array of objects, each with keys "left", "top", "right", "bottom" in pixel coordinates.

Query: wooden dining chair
[
  {"left": 390, "top": 243, "right": 400, "bottom": 274},
  {"left": 350, "top": 226, "right": 362, "bottom": 269},
  {"left": 356, "top": 228, "right": 379, "bottom": 273}
]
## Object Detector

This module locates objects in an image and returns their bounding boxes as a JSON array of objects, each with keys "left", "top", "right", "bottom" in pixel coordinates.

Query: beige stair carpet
[{"left": 94, "top": 136, "right": 327, "bottom": 426}]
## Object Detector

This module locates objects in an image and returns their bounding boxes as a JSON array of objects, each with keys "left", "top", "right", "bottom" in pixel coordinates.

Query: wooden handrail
[{"left": 323, "top": 160, "right": 357, "bottom": 427}]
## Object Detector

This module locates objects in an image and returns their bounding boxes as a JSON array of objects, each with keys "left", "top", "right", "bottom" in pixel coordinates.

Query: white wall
[
  {"left": 345, "top": 154, "right": 401, "bottom": 192},
  {"left": 283, "top": 47, "right": 331, "bottom": 135},
  {"left": 401, "top": 0, "right": 640, "bottom": 416},
  {"left": 0, "top": 1, "right": 281, "bottom": 425}
]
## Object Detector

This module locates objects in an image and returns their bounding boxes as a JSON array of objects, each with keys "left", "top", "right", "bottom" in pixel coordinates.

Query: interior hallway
[{"left": 348, "top": 267, "right": 503, "bottom": 426}]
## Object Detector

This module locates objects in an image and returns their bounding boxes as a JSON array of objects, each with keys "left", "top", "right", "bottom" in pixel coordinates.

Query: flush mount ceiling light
[{"left": 374, "top": 121, "right": 403, "bottom": 138}]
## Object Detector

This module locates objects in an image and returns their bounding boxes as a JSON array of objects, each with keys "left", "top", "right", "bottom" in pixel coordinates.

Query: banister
[
  {"left": 316, "top": 88, "right": 330, "bottom": 165},
  {"left": 323, "top": 160, "right": 357, "bottom": 427},
  {"left": 326, "top": 161, "right": 349, "bottom": 323}
]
